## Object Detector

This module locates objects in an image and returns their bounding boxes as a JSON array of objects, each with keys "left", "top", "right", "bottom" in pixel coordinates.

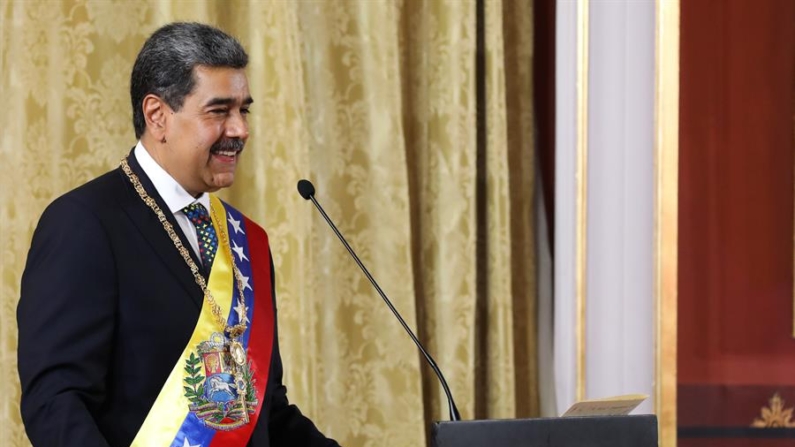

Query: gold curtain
[{"left": 0, "top": 1, "right": 536, "bottom": 446}]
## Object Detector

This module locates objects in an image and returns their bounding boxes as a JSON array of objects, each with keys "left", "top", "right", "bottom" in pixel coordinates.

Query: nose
[{"left": 225, "top": 110, "right": 249, "bottom": 140}]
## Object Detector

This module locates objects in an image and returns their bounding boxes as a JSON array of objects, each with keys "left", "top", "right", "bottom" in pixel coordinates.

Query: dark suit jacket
[{"left": 18, "top": 152, "right": 339, "bottom": 447}]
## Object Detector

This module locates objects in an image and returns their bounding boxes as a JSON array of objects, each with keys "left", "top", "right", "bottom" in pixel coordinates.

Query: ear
[{"left": 142, "top": 94, "right": 169, "bottom": 142}]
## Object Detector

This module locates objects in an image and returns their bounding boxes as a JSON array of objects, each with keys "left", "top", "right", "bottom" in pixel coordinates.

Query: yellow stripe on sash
[{"left": 131, "top": 196, "right": 233, "bottom": 446}]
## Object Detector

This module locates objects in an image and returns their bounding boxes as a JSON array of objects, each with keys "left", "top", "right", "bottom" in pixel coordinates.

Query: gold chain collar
[{"left": 120, "top": 157, "right": 248, "bottom": 337}]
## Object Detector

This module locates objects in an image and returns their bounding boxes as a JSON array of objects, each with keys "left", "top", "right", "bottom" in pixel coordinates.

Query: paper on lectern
[{"left": 561, "top": 394, "right": 648, "bottom": 417}]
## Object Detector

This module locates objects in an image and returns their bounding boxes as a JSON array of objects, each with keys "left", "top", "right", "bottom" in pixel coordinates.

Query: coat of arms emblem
[{"left": 184, "top": 332, "right": 258, "bottom": 430}]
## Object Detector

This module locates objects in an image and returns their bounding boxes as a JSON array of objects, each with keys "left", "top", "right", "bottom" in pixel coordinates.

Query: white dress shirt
[{"left": 134, "top": 141, "right": 210, "bottom": 265}]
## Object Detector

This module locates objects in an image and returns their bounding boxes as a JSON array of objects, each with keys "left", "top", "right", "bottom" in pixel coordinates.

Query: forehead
[{"left": 188, "top": 65, "right": 250, "bottom": 102}]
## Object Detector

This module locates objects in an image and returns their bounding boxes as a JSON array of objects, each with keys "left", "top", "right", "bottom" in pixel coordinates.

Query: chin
[{"left": 209, "top": 175, "right": 236, "bottom": 191}]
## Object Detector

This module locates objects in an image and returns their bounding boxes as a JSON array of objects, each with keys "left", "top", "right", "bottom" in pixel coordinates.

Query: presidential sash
[{"left": 131, "top": 196, "right": 274, "bottom": 447}]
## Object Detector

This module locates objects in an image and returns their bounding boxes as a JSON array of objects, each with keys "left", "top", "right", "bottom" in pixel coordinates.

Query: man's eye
[
  {"left": 210, "top": 109, "right": 228, "bottom": 114},
  {"left": 241, "top": 108, "right": 251, "bottom": 115}
]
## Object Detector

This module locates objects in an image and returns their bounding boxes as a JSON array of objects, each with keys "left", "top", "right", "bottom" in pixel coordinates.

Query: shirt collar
[{"left": 134, "top": 141, "right": 210, "bottom": 214}]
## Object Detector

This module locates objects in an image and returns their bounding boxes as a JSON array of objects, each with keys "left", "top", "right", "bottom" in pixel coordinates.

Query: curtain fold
[{"left": 0, "top": 1, "right": 537, "bottom": 446}]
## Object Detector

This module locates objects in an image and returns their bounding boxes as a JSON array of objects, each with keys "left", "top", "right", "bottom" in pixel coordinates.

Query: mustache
[{"left": 210, "top": 139, "right": 245, "bottom": 153}]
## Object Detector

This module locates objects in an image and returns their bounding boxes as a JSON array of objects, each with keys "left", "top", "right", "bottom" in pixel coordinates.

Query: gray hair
[{"left": 130, "top": 22, "right": 249, "bottom": 138}]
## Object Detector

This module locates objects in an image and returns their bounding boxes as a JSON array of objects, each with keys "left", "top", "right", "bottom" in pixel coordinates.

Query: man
[{"left": 18, "top": 22, "right": 340, "bottom": 447}]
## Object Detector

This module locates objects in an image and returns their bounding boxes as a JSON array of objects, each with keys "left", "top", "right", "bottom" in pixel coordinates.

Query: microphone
[{"left": 297, "top": 179, "right": 461, "bottom": 421}]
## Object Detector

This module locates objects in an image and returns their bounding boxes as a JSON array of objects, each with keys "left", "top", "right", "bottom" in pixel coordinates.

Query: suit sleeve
[
  {"left": 252, "top": 253, "right": 340, "bottom": 447},
  {"left": 17, "top": 196, "right": 116, "bottom": 447}
]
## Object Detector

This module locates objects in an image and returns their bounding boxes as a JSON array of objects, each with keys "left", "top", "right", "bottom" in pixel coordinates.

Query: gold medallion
[{"left": 230, "top": 340, "right": 247, "bottom": 366}]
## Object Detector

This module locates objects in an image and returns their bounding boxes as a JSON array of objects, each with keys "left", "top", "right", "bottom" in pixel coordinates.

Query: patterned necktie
[{"left": 182, "top": 203, "right": 218, "bottom": 270}]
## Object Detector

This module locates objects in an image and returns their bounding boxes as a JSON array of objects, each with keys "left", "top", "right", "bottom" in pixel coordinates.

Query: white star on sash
[
  {"left": 228, "top": 215, "right": 244, "bottom": 234},
  {"left": 182, "top": 438, "right": 201, "bottom": 447},
  {"left": 234, "top": 300, "right": 250, "bottom": 325},
  {"left": 239, "top": 273, "right": 252, "bottom": 291},
  {"left": 231, "top": 240, "right": 249, "bottom": 262}
]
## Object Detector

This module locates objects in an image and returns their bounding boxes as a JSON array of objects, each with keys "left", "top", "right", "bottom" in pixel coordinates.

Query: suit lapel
[{"left": 117, "top": 150, "right": 205, "bottom": 310}]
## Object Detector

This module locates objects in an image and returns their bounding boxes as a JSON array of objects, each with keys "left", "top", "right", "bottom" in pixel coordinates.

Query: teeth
[{"left": 215, "top": 150, "right": 237, "bottom": 157}]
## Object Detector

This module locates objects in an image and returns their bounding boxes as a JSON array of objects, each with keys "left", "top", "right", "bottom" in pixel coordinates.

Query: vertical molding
[
  {"left": 654, "top": 0, "right": 679, "bottom": 446},
  {"left": 554, "top": 0, "right": 581, "bottom": 413},
  {"left": 575, "top": 0, "right": 590, "bottom": 402}
]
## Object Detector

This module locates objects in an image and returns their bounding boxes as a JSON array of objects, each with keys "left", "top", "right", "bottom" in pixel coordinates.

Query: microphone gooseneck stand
[{"left": 297, "top": 179, "right": 461, "bottom": 422}]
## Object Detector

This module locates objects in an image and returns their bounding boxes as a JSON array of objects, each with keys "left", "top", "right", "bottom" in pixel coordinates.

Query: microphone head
[{"left": 297, "top": 179, "right": 315, "bottom": 200}]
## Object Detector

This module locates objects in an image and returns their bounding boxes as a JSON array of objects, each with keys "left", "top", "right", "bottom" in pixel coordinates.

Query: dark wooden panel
[
  {"left": 678, "top": 0, "right": 795, "bottom": 390},
  {"left": 678, "top": 385, "right": 795, "bottom": 427}
]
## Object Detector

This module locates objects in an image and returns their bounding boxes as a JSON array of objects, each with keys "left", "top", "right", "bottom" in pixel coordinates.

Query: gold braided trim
[{"left": 120, "top": 157, "right": 247, "bottom": 335}]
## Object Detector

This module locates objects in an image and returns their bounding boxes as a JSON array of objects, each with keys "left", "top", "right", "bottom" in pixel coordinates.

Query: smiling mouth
[
  {"left": 210, "top": 139, "right": 245, "bottom": 160},
  {"left": 212, "top": 149, "right": 240, "bottom": 157}
]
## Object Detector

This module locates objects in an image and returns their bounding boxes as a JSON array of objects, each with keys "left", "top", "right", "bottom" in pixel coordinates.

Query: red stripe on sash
[{"left": 209, "top": 218, "right": 274, "bottom": 446}]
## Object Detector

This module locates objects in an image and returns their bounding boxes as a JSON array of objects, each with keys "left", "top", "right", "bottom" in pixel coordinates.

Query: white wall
[
  {"left": 555, "top": 0, "right": 656, "bottom": 415},
  {"left": 585, "top": 0, "right": 655, "bottom": 414}
]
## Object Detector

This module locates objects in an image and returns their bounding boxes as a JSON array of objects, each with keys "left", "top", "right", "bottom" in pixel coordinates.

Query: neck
[{"left": 138, "top": 136, "right": 203, "bottom": 198}]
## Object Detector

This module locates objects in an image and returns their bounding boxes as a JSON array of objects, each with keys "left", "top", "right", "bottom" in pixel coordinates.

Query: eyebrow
[{"left": 204, "top": 96, "right": 254, "bottom": 108}]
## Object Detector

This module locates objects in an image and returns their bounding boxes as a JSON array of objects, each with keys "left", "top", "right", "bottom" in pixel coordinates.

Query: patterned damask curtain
[{"left": 0, "top": 1, "right": 536, "bottom": 446}]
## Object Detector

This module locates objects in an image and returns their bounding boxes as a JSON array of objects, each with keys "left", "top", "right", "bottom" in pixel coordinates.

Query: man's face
[{"left": 160, "top": 65, "right": 252, "bottom": 197}]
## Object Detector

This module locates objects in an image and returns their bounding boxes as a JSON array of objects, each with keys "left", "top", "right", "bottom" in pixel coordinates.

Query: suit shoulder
[
  {"left": 29, "top": 170, "right": 123, "bottom": 255},
  {"left": 50, "top": 168, "right": 126, "bottom": 214}
]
